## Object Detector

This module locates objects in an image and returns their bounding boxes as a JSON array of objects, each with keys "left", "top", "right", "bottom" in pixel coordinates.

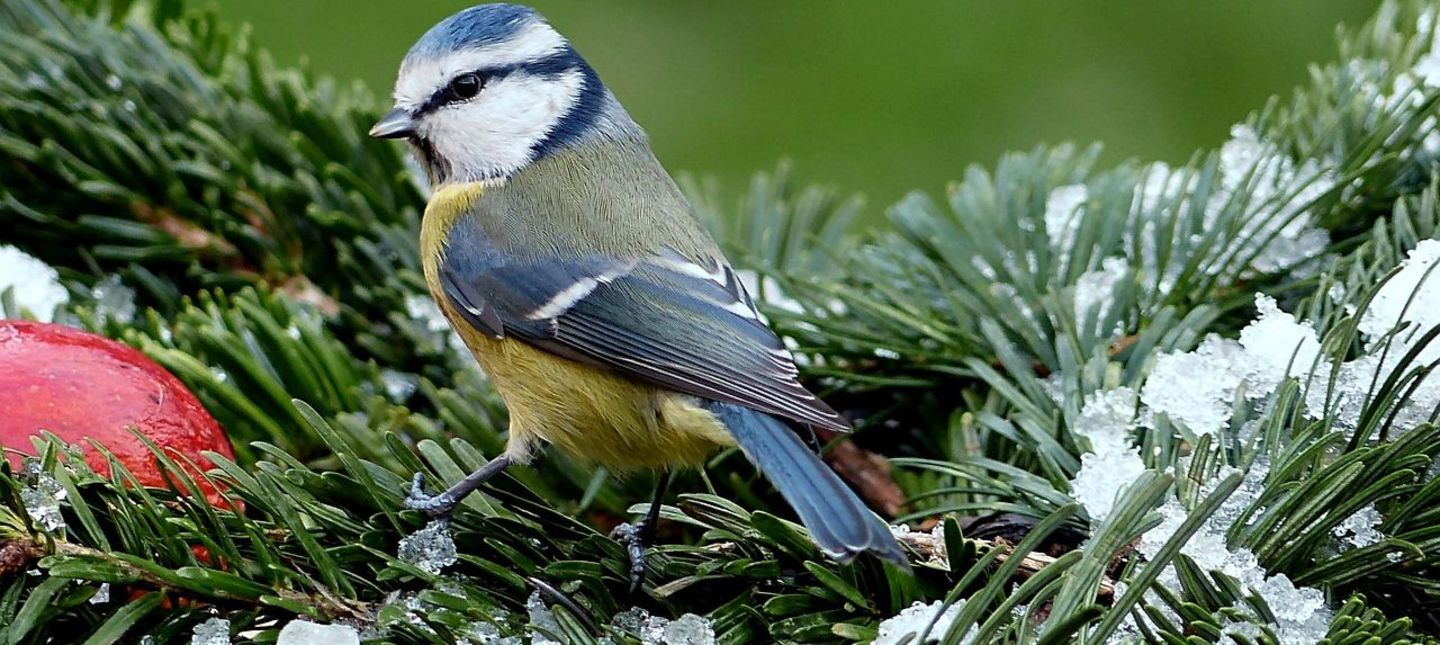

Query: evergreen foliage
[{"left": 1, "top": 0, "right": 1440, "bottom": 642}]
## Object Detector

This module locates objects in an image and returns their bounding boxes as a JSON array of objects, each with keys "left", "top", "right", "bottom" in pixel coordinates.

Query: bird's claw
[
  {"left": 802, "top": 425, "right": 822, "bottom": 456},
  {"left": 405, "top": 472, "right": 456, "bottom": 519},
  {"left": 612, "top": 522, "right": 650, "bottom": 596}
]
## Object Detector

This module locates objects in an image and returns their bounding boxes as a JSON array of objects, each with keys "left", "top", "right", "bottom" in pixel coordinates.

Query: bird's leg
[
  {"left": 406, "top": 453, "right": 515, "bottom": 519},
  {"left": 613, "top": 471, "right": 672, "bottom": 595},
  {"left": 801, "top": 424, "right": 823, "bottom": 456}
]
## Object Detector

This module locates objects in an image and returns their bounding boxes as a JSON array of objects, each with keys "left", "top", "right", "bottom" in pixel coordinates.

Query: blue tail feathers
[{"left": 706, "top": 401, "right": 906, "bottom": 565}]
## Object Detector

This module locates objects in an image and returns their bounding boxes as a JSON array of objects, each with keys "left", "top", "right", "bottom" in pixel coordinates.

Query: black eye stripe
[
  {"left": 415, "top": 49, "right": 583, "bottom": 117},
  {"left": 417, "top": 71, "right": 488, "bottom": 115}
]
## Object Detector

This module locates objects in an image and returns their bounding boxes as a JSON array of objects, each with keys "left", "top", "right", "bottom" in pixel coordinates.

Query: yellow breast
[{"left": 419, "top": 182, "right": 733, "bottom": 471}]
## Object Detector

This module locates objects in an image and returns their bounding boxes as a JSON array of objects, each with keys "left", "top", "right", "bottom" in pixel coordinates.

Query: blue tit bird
[{"left": 370, "top": 3, "right": 906, "bottom": 587}]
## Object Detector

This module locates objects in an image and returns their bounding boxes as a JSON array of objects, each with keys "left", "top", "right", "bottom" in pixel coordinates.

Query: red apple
[{"left": 0, "top": 320, "right": 235, "bottom": 506}]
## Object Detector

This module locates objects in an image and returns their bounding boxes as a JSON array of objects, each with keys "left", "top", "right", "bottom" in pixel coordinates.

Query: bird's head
[{"left": 370, "top": 4, "right": 634, "bottom": 186}]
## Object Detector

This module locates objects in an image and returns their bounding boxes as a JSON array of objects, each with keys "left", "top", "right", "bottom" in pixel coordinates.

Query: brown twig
[{"left": 892, "top": 527, "right": 1119, "bottom": 604}]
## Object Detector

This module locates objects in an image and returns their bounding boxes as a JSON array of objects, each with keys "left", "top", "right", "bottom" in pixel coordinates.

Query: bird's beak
[{"left": 369, "top": 107, "right": 416, "bottom": 139}]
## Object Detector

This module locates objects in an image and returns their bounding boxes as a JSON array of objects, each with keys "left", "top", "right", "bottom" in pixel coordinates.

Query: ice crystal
[
  {"left": 276, "top": 620, "right": 360, "bottom": 645},
  {"left": 612, "top": 607, "right": 716, "bottom": 645},
  {"left": 875, "top": 600, "right": 971, "bottom": 645},
  {"left": 190, "top": 617, "right": 231, "bottom": 645},
  {"left": 1044, "top": 184, "right": 1088, "bottom": 252},
  {"left": 19, "top": 466, "right": 67, "bottom": 532},
  {"left": 1332, "top": 504, "right": 1384, "bottom": 549},
  {"left": 526, "top": 592, "right": 563, "bottom": 645},
  {"left": 1141, "top": 335, "right": 1248, "bottom": 436},
  {"left": 89, "top": 274, "right": 136, "bottom": 325},
  {"left": 397, "top": 520, "right": 458, "bottom": 575},
  {"left": 1074, "top": 257, "right": 1129, "bottom": 333}
]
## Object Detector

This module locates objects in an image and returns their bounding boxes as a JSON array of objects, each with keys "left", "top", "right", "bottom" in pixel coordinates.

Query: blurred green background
[{"left": 218, "top": 1, "right": 1377, "bottom": 210}]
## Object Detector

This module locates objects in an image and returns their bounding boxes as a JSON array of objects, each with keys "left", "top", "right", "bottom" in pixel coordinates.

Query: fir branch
[{"left": 2, "top": 0, "right": 1440, "bottom": 641}]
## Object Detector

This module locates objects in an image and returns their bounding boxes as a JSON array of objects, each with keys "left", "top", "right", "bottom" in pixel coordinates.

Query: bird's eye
[{"left": 448, "top": 72, "right": 484, "bottom": 102}]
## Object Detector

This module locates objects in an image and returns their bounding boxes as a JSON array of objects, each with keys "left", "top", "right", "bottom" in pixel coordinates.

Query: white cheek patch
[
  {"left": 393, "top": 20, "right": 568, "bottom": 109},
  {"left": 422, "top": 69, "right": 585, "bottom": 181}
]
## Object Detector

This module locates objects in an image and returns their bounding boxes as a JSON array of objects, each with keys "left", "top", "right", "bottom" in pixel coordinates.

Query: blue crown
[{"left": 407, "top": 4, "right": 542, "bottom": 60}]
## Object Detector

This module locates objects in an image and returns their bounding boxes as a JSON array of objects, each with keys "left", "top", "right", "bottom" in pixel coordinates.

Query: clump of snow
[
  {"left": 1206, "top": 458, "right": 1271, "bottom": 533},
  {"left": 1133, "top": 162, "right": 1193, "bottom": 213},
  {"left": 1140, "top": 242, "right": 1440, "bottom": 438},
  {"left": 406, "top": 293, "right": 449, "bottom": 335},
  {"left": 190, "top": 617, "right": 231, "bottom": 645},
  {"left": 0, "top": 245, "right": 68, "bottom": 322},
  {"left": 661, "top": 614, "right": 718, "bottom": 645},
  {"left": 1126, "top": 126, "right": 1335, "bottom": 295},
  {"left": 1069, "top": 388, "right": 1146, "bottom": 522},
  {"left": 1256, "top": 573, "right": 1326, "bottom": 623},
  {"left": 875, "top": 600, "right": 971, "bottom": 645},
  {"left": 1039, "top": 372, "right": 1066, "bottom": 404},
  {"left": 1351, "top": 11, "right": 1440, "bottom": 155},
  {"left": 1332, "top": 504, "right": 1385, "bottom": 550},
  {"left": 612, "top": 607, "right": 716, "bottom": 645},
  {"left": 1357, "top": 239, "right": 1440, "bottom": 366},
  {"left": 1141, "top": 336, "right": 1249, "bottom": 436},
  {"left": 1144, "top": 294, "right": 1331, "bottom": 436},
  {"left": 1073, "top": 257, "right": 1129, "bottom": 332},
  {"left": 1072, "top": 450, "right": 1146, "bottom": 523},
  {"left": 89, "top": 274, "right": 136, "bottom": 325},
  {"left": 1327, "top": 282, "right": 1348, "bottom": 305},
  {"left": 611, "top": 608, "right": 659, "bottom": 642},
  {"left": 89, "top": 583, "right": 110, "bottom": 605},
  {"left": 1044, "top": 184, "right": 1088, "bottom": 252},
  {"left": 1417, "top": 9, "right": 1440, "bottom": 82},
  {"left": 1212, "top": 125, "right": 1336, "bottom": 276},
  {"left": 1073, "top": 387, "right": 1139, "bottom": 454},
  {"left": 1124, "top": 238, "right": 1440, "bottom": 642},
  {"left": 1237, "top": 295, "right": 1327, "bottom": 400},
  {"left": 1130, "top": 457, "right": 1332, "bottom": 645},
  {"left": 276, "top": 620, "right": 359, "bottom": 645},
  {"left": 398, "top": 520, "right": 458, "bottom": 575},
  {"left": 1136, "top": 459, "right": 1268, "bottom": 568},
  {"left": 1127, "top": 162, "right": 1196, "bottom": 296},
  {"left": 1326, "top": 240, "right": 1440, "bottom": 431}
]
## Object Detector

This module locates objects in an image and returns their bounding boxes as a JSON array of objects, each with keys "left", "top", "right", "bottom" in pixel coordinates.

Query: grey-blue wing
[{"left": 439, "top": 247, "right": 850, "bottom": 432}]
